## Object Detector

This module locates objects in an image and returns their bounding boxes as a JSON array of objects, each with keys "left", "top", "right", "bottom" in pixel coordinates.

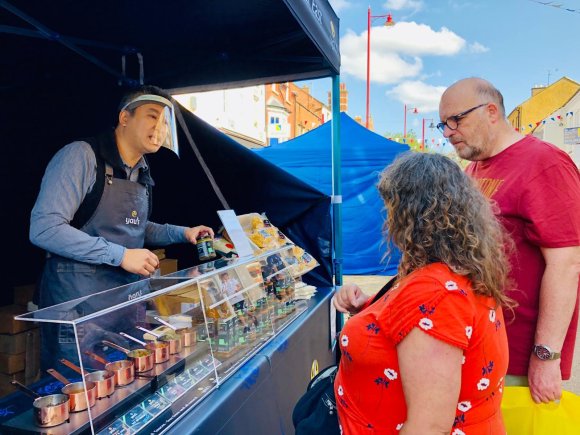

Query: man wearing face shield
[{"left": 30, "top": 85, "right": 214, "bottom": 370}]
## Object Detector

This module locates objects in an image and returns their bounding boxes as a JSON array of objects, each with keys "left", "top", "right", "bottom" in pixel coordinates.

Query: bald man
[{"left": 439, "top": 77, "right": 580, "bottom": 404}]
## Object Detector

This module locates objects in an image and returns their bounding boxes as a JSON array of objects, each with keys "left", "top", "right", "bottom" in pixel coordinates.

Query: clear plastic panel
[{"left": 7, "top": 245, "right": 312, "bottom": 434}]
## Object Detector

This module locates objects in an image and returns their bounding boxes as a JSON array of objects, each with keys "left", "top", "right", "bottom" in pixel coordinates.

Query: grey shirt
[{"left": 30, "top": 141, "right": 188, "bottom": 266}]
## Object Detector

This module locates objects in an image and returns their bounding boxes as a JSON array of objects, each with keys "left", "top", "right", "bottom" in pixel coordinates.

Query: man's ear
[
  {"left": 118, "top": 110, "right": 129, "bottom": 127},
  {"left": 486, "top": 103, "right": 501, "bottom": 123}
]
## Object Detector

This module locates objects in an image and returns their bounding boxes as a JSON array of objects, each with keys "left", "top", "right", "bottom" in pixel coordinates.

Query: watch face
[{"left": 535, "top": 345, "right": 552, "bottom": 360}]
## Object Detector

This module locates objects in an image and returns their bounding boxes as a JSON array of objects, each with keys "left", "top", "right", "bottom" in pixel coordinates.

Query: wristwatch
[{"left": 532, "top": 344, "right": 561, "bottom": 361}]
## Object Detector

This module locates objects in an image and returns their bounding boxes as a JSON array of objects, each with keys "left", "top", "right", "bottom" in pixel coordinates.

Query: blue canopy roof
[{"left": 255, "top": 113, "right": 410, "bottom": 275}]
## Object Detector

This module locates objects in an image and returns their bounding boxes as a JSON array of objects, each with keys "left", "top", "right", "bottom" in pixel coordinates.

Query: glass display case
[{"left": 4, "top": 245, "right": 312, "bottom": 434}]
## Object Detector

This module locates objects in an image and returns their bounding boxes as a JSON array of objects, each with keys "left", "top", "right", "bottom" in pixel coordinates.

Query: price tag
[
  {"left": 141, "top": 393, "right": 170, "bottom": 416},
  {"left": 97, "top": 419, "right": 132, "bottom": 435},
  {"left": 158, "top": 383, "right": 186, "bottom": 402},
  {"left": 122, "top": 406, "right": 154, "bottom": 432}
]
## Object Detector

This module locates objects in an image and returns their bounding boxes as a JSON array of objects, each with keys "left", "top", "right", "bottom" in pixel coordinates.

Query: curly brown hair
[{"left": 378, "top": 153, "right": 513, "bottom": 306}]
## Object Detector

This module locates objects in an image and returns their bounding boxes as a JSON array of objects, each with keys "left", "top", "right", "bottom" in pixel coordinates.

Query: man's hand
[
  {"left": 184, "top": 226, "right": 214, "bottom": 244},
  {"left": 120, "top": 248, "right": 159, "bottom": 277},
  {"left": 333, "top": 283, "right": 370, "bottom": 314},
  {"left": 528, "top": 356, "right": 562, "bottom": 403}
]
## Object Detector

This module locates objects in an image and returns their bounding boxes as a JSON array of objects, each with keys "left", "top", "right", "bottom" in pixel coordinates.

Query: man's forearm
[{"left": 535, "top": 249, "right": 580, "bottom": 349}]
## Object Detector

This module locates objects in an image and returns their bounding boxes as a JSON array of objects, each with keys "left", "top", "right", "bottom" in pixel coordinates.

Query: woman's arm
[{"left": 398, "top": 328, "right": 462, "bottom": 435}]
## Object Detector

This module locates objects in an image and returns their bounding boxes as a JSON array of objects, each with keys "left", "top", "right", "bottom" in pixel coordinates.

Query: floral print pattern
[{"left": 333, "top": 263, "right": 508, "bottom": 435}]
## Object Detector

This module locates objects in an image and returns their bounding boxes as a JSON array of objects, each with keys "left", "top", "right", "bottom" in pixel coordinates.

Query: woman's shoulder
[{"left": 401, "top": 263, "right": 472, "bottom": 294}]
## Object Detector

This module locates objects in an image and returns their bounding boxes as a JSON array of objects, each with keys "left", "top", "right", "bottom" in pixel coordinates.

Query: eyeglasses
[{"left": 436, "top": 103, "right": 489, "bottom": 133}]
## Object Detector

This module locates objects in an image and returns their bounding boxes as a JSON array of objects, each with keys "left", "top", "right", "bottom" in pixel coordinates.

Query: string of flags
[
  {"left": 528, "top": 0, "right": 580, "bottom": 14},
  {"left": 517, "top": 111, "right": 574, "bottom": 132}
]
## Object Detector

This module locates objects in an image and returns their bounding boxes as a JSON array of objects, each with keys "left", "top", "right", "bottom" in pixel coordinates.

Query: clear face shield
[{"left": 120, "top": 94, "right": 179, "bottom": 156}]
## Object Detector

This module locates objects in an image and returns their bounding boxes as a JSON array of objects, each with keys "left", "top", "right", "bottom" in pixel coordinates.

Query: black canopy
[{"left": 0, "top": 0, "right": 340, "bottom": 304}]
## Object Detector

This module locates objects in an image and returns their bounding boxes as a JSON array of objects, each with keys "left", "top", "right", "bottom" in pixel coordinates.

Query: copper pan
[
  {"left": 11, "top": 380, "right": 70, "bottom": 427},
  {"left": 46, "top": 368, "right": 96, "bottom": 412},
  {"left": 137, "top": 325, "right": 182, "bottom": 355},
  {"left": 102, "top": 340, "right": 155, "bottom": 372},
  {"left": 84, "top": 351, "right": 135, "bottom": 386},
  {"left": 154, "top": 316, "right": 197, "bottom": 347},
  {"left": 120, "top": 331, "right": 170, "bottom": 363},
  {"left": 59, "top": 358, "right": 115, "bottom": 399}
]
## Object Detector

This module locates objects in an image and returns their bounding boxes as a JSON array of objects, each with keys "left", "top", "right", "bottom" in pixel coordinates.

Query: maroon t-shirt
[{"left": 466, "top": 135, "right": 580, "bottom": 379}]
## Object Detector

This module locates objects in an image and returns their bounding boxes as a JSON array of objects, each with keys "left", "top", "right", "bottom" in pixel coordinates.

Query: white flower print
[
  {"left": 477, "top": 377, "right": 490, "bottom": 390},
  {"left": 462, "top": 355, "right": 466, "bottom": 365},
  {"left": 419, "top": 318, "right": 433, "bottom": 330},
  {"left": 465, "top": 326, "right": 473, "bottom": 340},
  {"left": 384, "top": 368, "right": 398, "bottom": 381},
  {"left": 499, "top": 386, "right": 503, "bottom": 393},
  {"left": 396, "top": 423, "right": 404, "bottom": 430},
  {"left": 452, "top": 430, "right": 466, "bottom": 435},
  {"left": 489, "top": 309, "right": 496, "bottom": 323},
  {"left": 339, "top": 424, "right": 343, "bottom": 434},
  {"left": 337, "top": 385, "right": 344, "bottom": 396},
  {"left": 341, "top": 334, "right": 349, "bottom": 347},
  {"left": 445, "top": 280, "right": 458, "bottom": 291},
  {"left": 457, "top": 401, "right": 472, "bottom": 412},
  {"left": 497, "top": 377, "right": 504, "bottom": 387}
]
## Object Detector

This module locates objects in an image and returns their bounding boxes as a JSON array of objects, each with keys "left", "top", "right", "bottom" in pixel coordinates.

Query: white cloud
[
  {"left": 329, "top": 0, "right": 352, "bottom": 13},
  {"left": 387, "top": 81, "right": 447, "bottom": 112},
  {"left": 468, "top": 42, "right": 489, "bottom": 53},
  {"left": 340, "top": 23, "right": 465, "bottom": 83},
  {"left": 384, "top": 0, "right": 424, "bottom": 12}
]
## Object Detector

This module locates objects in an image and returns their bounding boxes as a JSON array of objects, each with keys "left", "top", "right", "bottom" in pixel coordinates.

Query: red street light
[
  {"left": 366, "top": 7, "right": 395, "bottom": 129},
  {"left": 421, "top": 118, "right": 435, "bottom": 151},
  {"left": 403, "top": 104, "right": 418, "bottom": 143}
]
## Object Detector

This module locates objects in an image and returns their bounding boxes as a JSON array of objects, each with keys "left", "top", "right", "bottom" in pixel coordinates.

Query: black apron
[{"left": 39, "top": 163, "right": 150, "bottom": 370}]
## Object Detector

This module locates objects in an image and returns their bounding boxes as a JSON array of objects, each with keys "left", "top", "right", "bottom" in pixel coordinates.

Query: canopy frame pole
[
  {"left": 0, "top": 0, "right": 140, "bottom": 86},
  {"left": 331, "top": 75, "right": 342, "bottom": 287}
]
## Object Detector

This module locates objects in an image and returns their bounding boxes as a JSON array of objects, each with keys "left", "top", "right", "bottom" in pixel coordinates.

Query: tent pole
[{"left": 331, "top": 75, "right": 343, "bottom": 287}]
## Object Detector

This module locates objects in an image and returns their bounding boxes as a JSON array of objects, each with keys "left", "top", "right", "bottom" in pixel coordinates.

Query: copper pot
[
  {"left": 46, "top": 369, "right": 96, "bottom": 412},
  {"left": 120, "top": 331, "right": 170, "bottom": 363},
  {"left": 11, "top": 380, "right": 70, "bottom": 427},
  {"left": 85, "top": 351, "right": 135, "bottom": 386},
  {"left": 154, "top": 316, "right": 197, "bottom": 347},
  {"left": 137, "top": 325, "right": 182, "bottom": 355},
  {"left": 102, "top": 340, "right": 155, "bottom": 372},
  {"left": 59, "top": 358, "right": 115, "bottom": 399}
]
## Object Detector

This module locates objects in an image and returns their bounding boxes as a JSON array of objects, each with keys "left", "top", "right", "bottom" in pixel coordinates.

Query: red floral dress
[{"left": 334, "top": 263, "right": 508, "bottom": 434}]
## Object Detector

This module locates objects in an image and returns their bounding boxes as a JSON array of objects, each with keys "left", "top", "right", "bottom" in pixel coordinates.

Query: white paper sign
[{"left": 217, "top": 210, "right": 254, "bottom": 258}]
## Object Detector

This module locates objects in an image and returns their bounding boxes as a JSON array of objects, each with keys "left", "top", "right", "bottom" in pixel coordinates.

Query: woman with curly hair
[{"left": 333, "top": 153, "right": 513, "bottom": 435}]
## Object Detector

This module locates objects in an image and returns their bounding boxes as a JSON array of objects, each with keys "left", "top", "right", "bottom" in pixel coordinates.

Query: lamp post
[
  {"left": 366, "top": 7, "right": 395, "bottom": 129},
  {"left": 403, "top": 104, "right": 418, "bottom": 143},
  {"left": 421, "top": 118, "right": 435, "bottom": 151}
]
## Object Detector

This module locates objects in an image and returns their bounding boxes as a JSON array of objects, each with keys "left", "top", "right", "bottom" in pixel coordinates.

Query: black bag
[
  {"left": 292, "top": 276, "right": 398, "bottom": 434},
  {"left": 292, "top": 365, "right": 340, "bottom": 435}
]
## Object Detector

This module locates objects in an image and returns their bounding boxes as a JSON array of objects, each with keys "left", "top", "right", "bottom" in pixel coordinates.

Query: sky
[{"left": 303, "top": 0, "right": 580, "bottom": 150}]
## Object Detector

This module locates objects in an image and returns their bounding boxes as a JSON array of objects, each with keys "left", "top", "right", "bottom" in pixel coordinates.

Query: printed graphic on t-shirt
[{"left": 475, "top": 178, "right": 504, "bottom": 199}]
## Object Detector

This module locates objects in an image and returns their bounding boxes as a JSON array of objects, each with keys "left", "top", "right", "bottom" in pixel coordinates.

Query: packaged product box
[
  {"left": 0, "top": 305, "right": 36, "bottom": 335},
  {"left": 13, "top": 284, "right": 36, "bottom": 307}
]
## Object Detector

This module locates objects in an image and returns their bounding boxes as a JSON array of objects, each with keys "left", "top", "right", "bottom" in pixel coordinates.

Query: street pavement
[{"left": 342, "top": 275, "right": 580, "bottom": 395}]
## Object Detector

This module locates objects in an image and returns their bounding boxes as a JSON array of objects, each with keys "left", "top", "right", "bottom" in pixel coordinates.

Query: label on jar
[{"left": 197, "top": 235, "right": 216, "bottom": 261}]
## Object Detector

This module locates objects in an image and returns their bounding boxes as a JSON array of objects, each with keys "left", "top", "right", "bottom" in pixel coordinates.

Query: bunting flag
[
  {"left": 529, "top": 0, "right": 580, "bottom": 14},
  {"left": 520, "top": 112, "right": 574, "bottom": 131}
]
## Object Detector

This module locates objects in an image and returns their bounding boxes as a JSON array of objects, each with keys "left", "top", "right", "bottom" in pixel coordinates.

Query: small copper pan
[
  {"left": 137, "top": 325, "right": 182, "bottom": 355},
  {"left": 84, "top": 351, "right": 135, "bottom": 386},
  {"left": 59, "top": 358, "right": 115, "bottom": 399},
  {"left": 119, "top": 332, "right": 170, "bottom": 364},
  {"left": 46, "top": 369, "right": 96, "bottom": 412},
  {"left": 154, "top": 316, "right": 197, "bottom": 347},
  {"left": 11, "top": 380, "right": 70, "bottom": 427},
  {"left": 102, "top": 340, "right": 155, "bottom": 372}
]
